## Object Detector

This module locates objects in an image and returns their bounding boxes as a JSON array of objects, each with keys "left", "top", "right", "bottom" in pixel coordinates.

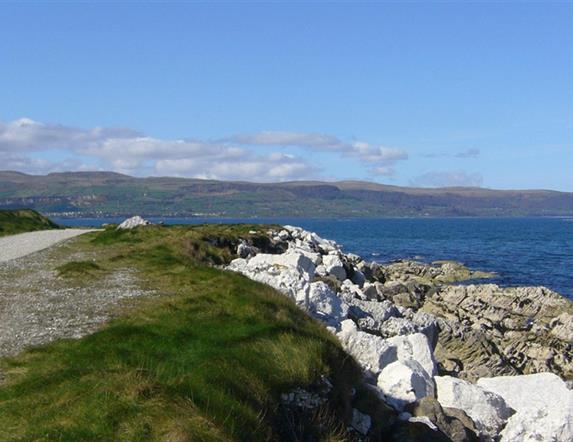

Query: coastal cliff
[{"left": 227, "top": 224, "right": 573, "bottom": 441}]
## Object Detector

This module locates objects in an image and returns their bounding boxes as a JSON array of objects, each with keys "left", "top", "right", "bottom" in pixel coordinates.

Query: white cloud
[
  {"left": 410, "top": 170, "right": 483, "bottom": 188},
  {"left": 0, "top": 118, "right": 409, "bottom": 181},
  {"left": 422, "top": 148, "right": 480, "bottom": 159},
  {"left": 227, "top": 131, "right": 408, "bottom": 176}
]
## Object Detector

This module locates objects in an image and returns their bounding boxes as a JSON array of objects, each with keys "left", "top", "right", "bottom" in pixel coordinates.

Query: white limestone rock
[
  {"left": 323, "top": 254, "right": 347, "bottom": 281},
  {"left": 377, "top": 360, "right": 435, "bottom": 411},
  {"left": 227, "top": 252, "right": 315, "bottom": 302},
  {"left": 117, "top": 216, "right": 151, "bottom": 230},
  {"left": 348, "top": 299, "right": 400, "bottom": 326},
  {"left": 435, "top": 376, "right": 514, "bottom": 439},
  {"left": 337, "top": 320, "right": 397, "bottom": 377},
  {"left": 500, "top": 406, "right": 573, "bottom": 442},
  {"left": 477, "top": 373, "right": 573, "bottom": 442},
  {"left": 387, "top": 333, "right": 437, "bottom": 377},
  {"left": 307, "top": 281, "right": 348, "bottom": 327},
  {"left": 237, "top": 241, "right": 258, "bottom": 258}
]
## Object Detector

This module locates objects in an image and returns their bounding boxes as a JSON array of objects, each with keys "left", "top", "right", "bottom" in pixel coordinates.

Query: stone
[
  {"left": 500, "top": 406, "right": 573, "bottom": 442},
  {"left": 435, "top": 376, "right": 514, "bottom": 439},
  {"left": 307, "top": 281, "right": 348, "bottom": 327},
  {"left": 550, "top": 312, "right": 573, "bottom": 341},
  {"left": 477, "top": 372, "right": 573, "bottom": 442},
  {"left": 227, "top": 251, "right": 315, "bottom": 302},
  {"left": 337, "top": 320, "right": 397, "bottom": 377},
  {"left": 423, "top": 283, "right": 573, "bottom": 380},
  {"left": 410, "top": 396, "right": 479, "bottom": 442},
  {"left": 322, "top": 254, "right": 347, "bottom": 281},
  {"left": 351, "top": 408, "right": 372, "bottom": 435},
  {"left": 377, "top": 360, "right": 435, "bottom": 411},
  {"left": 361, "top": 282, "right": 382, "bottom": 300},
  {"left": 117, "top": 216, "right": 151, "bottom": 230},
  {"left": 387, "top": 333, "right": 437, "bottom": 377},
  {"left": 351, "top": 269, "right": 366, "bottom": 287},
  {"left": 348, "top": 299, "right": 401, "bottom": 329},
  {"left": 378, "top": 317, "right": 420, "bottom": 338},
  {"left": 237, "top": 241, "right": 258, "bottom": 258},
  {"left": 277, "top": 229, "right": 290, "bottom": 241}
]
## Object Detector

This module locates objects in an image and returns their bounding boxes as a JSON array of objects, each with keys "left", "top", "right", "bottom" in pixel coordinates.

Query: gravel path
[
  {"left": 0, "top": 229, "right": 96, "bottom": 263},
  {"left": 0, "top": 231, "right": 152, "bottom": 359}
]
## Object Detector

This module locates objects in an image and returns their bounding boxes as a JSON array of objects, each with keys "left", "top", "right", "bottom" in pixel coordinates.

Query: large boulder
[
  {"left": 227, "top": 252, "right": 315, "bottom": 302},
  {"left": 117, "top": 216, "right": 151, "bottom": 230},
  {"left": 435, "top": 376, "right": 514, "bottom": 440},
  {"left": 387, "top": 333, "right": 437, "bottom": 377},
  {"left": 322, "top": 255, "right": 347, "bottom": 281},
  {"left": 337, "top": 320, "right": 397, "bottom": 377},
  {"left": 377, "top": 360, "right": 435, "bottom": 411},
  {"left": 477, "top": 373, "right": 573, "bottom": 442},
  {"left": 410, "top": 396, "right": 479, "bottom": 442},
  {"left": 306, "top": 281, "right": 348, "bottom": 327}
]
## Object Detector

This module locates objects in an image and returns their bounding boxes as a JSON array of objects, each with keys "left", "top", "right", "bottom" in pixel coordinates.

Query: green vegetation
[
  {"left": 2, "top": 171, "right": 573, "bottom": 217},
  {"left": 0, "top": 209, "right": 59, "bottom": 237},
  {"left": 57, "top": 260, "right": 102, "bottom": 278},
  {"left": 0, "top": 224, "right": 362, "bottom": 441}
]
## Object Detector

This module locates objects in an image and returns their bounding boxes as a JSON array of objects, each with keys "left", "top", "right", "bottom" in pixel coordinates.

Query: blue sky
[{"left": 1, "top": 2, "right": 572, "bottom": 190}]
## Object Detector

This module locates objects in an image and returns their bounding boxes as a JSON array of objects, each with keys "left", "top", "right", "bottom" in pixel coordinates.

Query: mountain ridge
[{"left": 1, "top": 171, "right": 572, "bottom": 217}]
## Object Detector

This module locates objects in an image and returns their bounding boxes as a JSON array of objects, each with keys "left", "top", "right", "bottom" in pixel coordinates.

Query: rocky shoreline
[{"left": 227, "top": 225, "right": 573, "bottom": 441}]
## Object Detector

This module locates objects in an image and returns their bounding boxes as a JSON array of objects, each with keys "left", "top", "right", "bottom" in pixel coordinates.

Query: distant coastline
[{"left": 2, "top": 171, "right": 573, "bottom": 218}]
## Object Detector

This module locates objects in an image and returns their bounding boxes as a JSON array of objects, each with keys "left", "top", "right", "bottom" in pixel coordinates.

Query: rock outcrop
[
  {"left": 226, "top": 225, "right": 573, "bottom": 441},
  {"left": 117, "top": 216, "right": 151, "bottom": 230},
  {"left": 423, "top": 284, "right": 573, "bottom": 381},
  {"left": 435, "top": 376, "right": 514, "bottom": 440},
  {"left": 477, "top": 373, "right": 573, "bottom": 442}
]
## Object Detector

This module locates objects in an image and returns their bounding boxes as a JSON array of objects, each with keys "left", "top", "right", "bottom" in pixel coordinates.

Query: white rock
[
  {"left": 117, "top": 216, "right": 151, "bottom": 230},
  {"left": 348, "top": 299, "right": 400, "bottom": 324},
  {"left": 351, "top": 408, "right": 371, "bottom": 435},
  {"left": 477, "top": 372, "right": 572, "bottom": 413},
  {"left": 323, "top": 254, "right": 347, "bottom": 281},
  {"left": 387, "top": 333, "right": 437, "bottom": 377},
  {"left": 500, "top": 406, "right": 573, "bottom": 442},
  {"left": 227, "top": 252, "right": 314, "bottom": 302},
  {"left": 237, "top": 241, "right": 257, "bottom": 258},
  {"left": 435, "top": 376, "right": 514, "bottom": 439},
  {"left": 477, "top": 373, "right": 573, "bottom": 442},
  {"left": 278, "top": 230, "right": 290, "bottom": 241},
  {"left": 307, "top": 281, "right": 348, "bottom": 327},
  {"left": 337, "top": 320, "right": 397, "bottom": 377},
  {"left": 315, "top": 264, "right": 328, "bottom": 277},
  {"left": 377, "top": 360, "right": 435, "bottom": 411},
  {"left": 340, "top": 279, "right": 365, "bottom": 302}
]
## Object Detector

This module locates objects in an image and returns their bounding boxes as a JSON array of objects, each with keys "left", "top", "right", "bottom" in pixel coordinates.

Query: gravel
[
  {"left": 0, "top": 229, "right": 96, "bottom": 263},
  {"left": 0, "top": 230, "right": 152, "bottom": 359}
]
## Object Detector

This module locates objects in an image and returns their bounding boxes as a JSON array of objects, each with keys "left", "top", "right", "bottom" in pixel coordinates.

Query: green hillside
[
  {"left": 2, "top": 171, "right": 573, "bottom": 217},
  {"left": 1, "top": 224, "right": 430, "bottom": 441},
  {"left": 0, "top": 209, "right": 60, "bottom": 237}
]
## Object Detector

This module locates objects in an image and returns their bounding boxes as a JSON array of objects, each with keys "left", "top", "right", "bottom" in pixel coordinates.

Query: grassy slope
[
  {"left": 0, "top": 225, "right": 363, "bottom": 441},
  {"left": 0, "top": 209, "right": 59, "bottom": 237}
]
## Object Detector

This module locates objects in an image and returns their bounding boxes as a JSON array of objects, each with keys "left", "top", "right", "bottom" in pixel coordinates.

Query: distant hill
[
  {"left": 1, "top": 171, "right": 573, "bottom": 218},
  {"left": 0, "top": 208, "right": 60, "bottom": 236}
]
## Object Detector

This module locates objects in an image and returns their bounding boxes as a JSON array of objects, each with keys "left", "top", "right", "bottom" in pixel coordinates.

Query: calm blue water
[{"left": 53, "top": 217, "right": 573, "bottom": 300}]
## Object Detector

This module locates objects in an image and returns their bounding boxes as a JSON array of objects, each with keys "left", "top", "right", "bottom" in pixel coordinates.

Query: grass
[
  {"left": 0, "top": 209, "right": 60, "bottom": 237},
  {"left": 57, "top": 261, "right": 102, "bottom": 278},
  {"left": 0, "top": 224, "right": 362, "bottom": 441}
]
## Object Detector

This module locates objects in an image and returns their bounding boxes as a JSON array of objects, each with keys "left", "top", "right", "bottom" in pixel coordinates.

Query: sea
[{"left": 53, "top": 217, "right": 573, "bottom": 300}]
